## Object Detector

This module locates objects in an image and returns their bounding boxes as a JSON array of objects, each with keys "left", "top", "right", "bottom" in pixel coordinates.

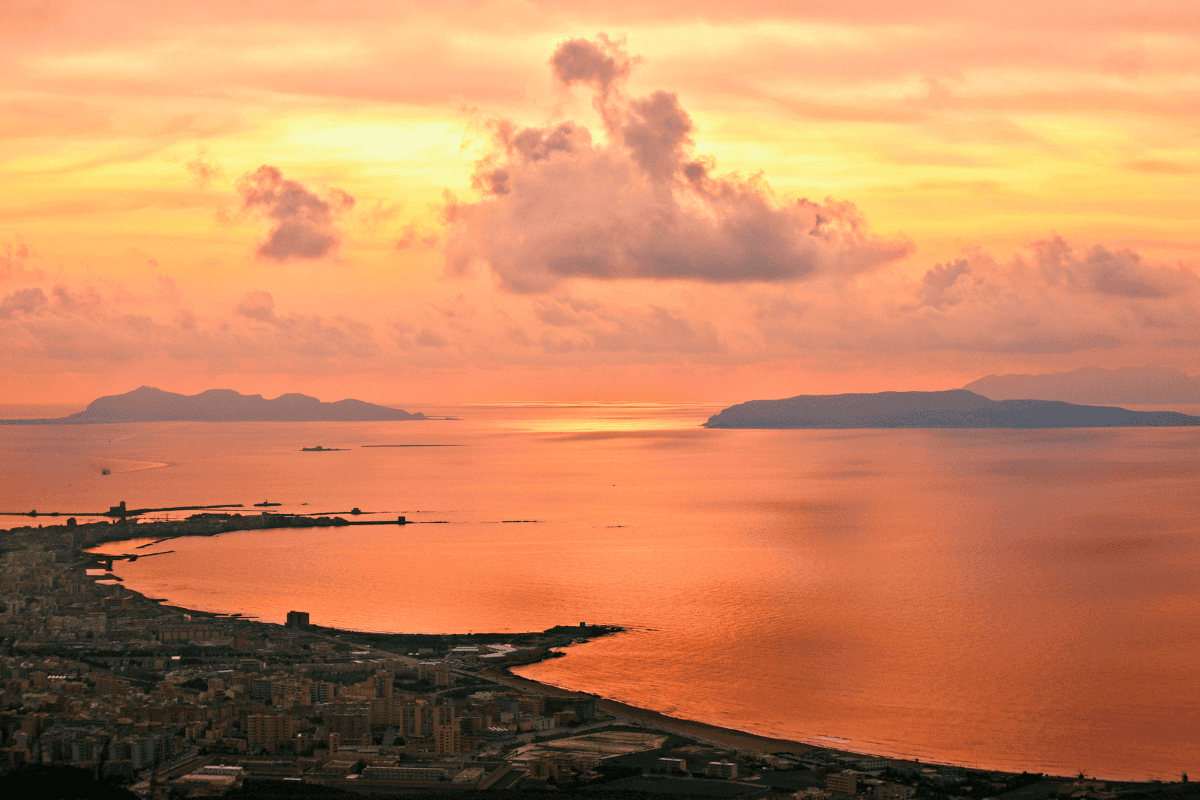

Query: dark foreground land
[{"left": 1, "top": 515, "right": 1193, "bottom": 800}]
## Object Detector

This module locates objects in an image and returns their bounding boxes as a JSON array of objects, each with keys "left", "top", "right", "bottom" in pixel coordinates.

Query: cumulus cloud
[
  {"left": 1029, "top": 236, "right": 1193, "bottom": 298},
  {"left": 238, "top": 166, "right": 355, "bottom": 260},
  {"left": 746, "top": 236, "right": 1200, "bottom": 358},
  {"left": 446, "top": 35, "right": 911, "bottom": 294}
]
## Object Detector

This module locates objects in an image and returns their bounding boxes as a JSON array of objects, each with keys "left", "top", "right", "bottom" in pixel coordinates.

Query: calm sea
[{"left": 2, "top": 403, "right": 1198, "bottom": 780}]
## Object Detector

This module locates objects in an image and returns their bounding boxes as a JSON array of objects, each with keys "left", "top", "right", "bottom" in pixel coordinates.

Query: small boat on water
[
  {"left": 254, "top": 500, "right": 282, "bottom": 507},
  {"left": 101, "top": 468, "right": 111, "bottom": 475}
]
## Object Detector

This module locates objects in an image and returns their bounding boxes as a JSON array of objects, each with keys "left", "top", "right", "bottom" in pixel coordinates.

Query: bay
[{"left": 2, "top": 403, "right": 1198, "bottom": 780}]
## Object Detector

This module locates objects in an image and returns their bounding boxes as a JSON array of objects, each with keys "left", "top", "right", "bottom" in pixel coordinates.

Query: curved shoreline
[
  {"left": 493, "top": 665, "right": 818, "bottom": 757},
  {"left": 489, "top": 657, "right": 1166, "bottom": 782},
  {"left": 8, "top": 518, "right": 1187, "bottom": 783}
]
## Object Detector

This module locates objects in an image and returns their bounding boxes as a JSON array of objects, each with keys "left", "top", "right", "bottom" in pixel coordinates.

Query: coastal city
[{"left": 0, "top": 511, "right": 1194, "bottom": 800}]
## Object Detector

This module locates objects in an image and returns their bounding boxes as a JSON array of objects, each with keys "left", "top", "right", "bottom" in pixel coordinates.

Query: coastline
[
  {"left": 78, "top": 549, "right": 1171, "bottom": 779},
  {"left": 488, "top": 665, "right": 819, "bottom": 757},
  {"left": 106, "top": 571, "right": 839, "bottom": 764},
  {"left": 7, "top": 519, "right": 1190, "bottom": 783}
]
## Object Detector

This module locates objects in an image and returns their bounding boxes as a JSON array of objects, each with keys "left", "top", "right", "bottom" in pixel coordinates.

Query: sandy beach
[{"left": 484, "top": 665, "right": 818, "bottom": 757}]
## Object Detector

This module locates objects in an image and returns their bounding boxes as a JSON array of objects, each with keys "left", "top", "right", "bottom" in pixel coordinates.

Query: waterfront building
[{"left": 707, "top": 761, "right": 738, "bottom": 779}]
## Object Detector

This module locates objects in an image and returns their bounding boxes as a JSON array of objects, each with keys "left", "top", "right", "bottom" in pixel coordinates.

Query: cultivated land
[{"left": 0, "top": 514, "right": 1194, "bottom": 800}]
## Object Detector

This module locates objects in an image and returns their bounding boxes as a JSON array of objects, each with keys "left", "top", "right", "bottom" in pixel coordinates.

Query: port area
[{"left": 12, "top": 510, "right": 419, "bottom": 556}]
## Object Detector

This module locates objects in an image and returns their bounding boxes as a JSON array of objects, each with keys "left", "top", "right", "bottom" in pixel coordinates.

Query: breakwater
[{"left": 0, "top": 511, "right": 415, "bottom": 559}]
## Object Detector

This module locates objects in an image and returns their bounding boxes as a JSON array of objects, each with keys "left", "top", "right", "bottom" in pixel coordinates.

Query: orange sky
[{"left": 2, "top": 1, "right": 1198, "bottom": 404}]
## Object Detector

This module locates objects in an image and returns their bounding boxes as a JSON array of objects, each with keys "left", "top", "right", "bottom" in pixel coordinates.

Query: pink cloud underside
[
  {"left": 238, "top": 166, "right": 354, "bottom": 261},
  {"left": 447, "top": 36, "right": 911, "bottom": 293}
]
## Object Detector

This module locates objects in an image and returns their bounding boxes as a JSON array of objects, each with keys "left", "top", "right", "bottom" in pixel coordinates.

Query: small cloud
[
  {"left": 156, "top": 274, "right": 180, "bottom": 304},
  {"left": 238, "top": 166, "right": 355, "bottom": 261},
  {"left": 1, "top": 244, "right": 45, "bottom": 282},
  {"left": 918, "top": 259, "right": 976, "bottom": 308},
  {"left": 235, "top": 289, "right": 276, "bottom": 322},
  {"left": 391, "top": 321, "right": 449, "bottom": 351},
  {"left": 396, "top": 224, "right": 439, "bottom": 250},
  {"left": 359, "top": 200, "right": 403, "bottom": 230},
  {"left": 186, "top": 148, "right": 223, "bottom": 189},
  {"left": 415, "top": 328, "right": 447, "bottom": 347},
  {"left": 550, "top": 34, "right": 634, "bottom": 98},
  {"left": 0, "top": 287, "right": 49, "bottom": 318}
]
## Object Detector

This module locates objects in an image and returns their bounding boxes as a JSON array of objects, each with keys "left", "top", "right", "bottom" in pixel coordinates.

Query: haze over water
[{"left": 4, "top": 403, "right": 1198, "bottom": 781}]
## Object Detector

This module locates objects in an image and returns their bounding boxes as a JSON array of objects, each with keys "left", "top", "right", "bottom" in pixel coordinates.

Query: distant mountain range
[
  {"left": 703, "top": 389, "right": 1200, "bottom": 429},
  {"left": 964, "top": 366, "right": 1200, "bottom": 404},
  {"left": 2, "top": 386, "right": 426, "bottom": 424}
]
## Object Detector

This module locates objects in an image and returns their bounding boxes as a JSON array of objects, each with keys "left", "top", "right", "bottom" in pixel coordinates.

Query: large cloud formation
[
  {"left": 238, "top": 166, "right": 355, "bottom": 260},
  {"left": 446, "top": 35, "right": 911, "bottom": 293}
]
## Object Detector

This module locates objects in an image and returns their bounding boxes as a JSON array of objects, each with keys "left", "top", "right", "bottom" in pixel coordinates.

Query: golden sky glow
[{"left": 2, "top": 1, "right": 1198, "bottom": 404}]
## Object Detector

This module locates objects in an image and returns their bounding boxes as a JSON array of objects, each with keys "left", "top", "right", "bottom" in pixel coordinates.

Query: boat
[
  {"left": 254, "top": 500, "right": 282, "bottom": 507},
  {"left": 101, "top": 468, "right": 111, "bottom": 475}
]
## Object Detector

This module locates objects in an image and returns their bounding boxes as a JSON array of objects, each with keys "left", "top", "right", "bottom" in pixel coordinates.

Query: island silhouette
[
  {"left": 3, "top": 386, "right": 426, "bottom": 424},
  {"left": 704, "top": 389, "right": 1200, "bottom": 429}
]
